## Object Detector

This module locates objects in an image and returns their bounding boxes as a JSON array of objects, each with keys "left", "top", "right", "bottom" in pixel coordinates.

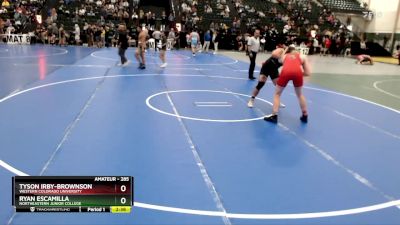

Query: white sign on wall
[{"left": 3, "top": 34, "right": 32, "bottom": 45}]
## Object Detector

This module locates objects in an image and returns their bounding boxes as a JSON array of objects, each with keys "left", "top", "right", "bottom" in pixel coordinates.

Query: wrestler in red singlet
[
  {"left": 277, "top": 52, "right": 304, "bottom": 88},
  {"left": 264, "top": 46, "right": 311, "bottom": 124}
]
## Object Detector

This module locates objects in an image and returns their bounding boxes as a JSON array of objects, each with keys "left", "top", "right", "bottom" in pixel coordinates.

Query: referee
[
  {"left": 152, "top": 28, "right": 162, "bottom": 52},
  {"left": 247, "top": 29, "right": 261, "bottom": 80}
]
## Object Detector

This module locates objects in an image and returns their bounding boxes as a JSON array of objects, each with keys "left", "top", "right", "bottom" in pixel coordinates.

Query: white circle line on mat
[
  {"left": 373, "top": 79, "right": 400, "bottom": 100},
  {"left": 146, "top": 89, "right": 272, "bottom": 122}
]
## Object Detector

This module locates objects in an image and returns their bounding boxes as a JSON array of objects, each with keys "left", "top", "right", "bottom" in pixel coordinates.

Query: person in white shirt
[
  {"left": 79, "top": 8, "right": 86, "bottom": 16},
  {"left": 132, "top": 12, "right": 138, "bottom": 19},
  {"left": 312, "top": 38, "right": 319, "bottom": 54},
  {"left": 247, "top": 29, "right": 260, "bottom": 80},
  {"left": 152, "top": 29, "right": 162, "bottom": 52},
  {"left": 167, "top": 28, "right": 176, "bottom": 49},
  {"left": 6, "top": 24, "right": 14, "bottom": 34},
  {"left": 225, "top": 5, "right": 230, "bottom": 14},
  {"left": 360, "top": 40, "right": 367, "bottom": 54},
  {"left": 74, "top": 24, "right": 80, "bottom": 44}
]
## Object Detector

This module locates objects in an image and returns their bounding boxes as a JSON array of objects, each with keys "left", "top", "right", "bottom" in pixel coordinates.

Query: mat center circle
[{"left": 146, "top": 90, "right": 272, "bottom": 123}]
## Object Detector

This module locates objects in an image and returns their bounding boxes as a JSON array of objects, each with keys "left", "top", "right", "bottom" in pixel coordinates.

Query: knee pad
[{"left": 256, "top": 81, "right": 266, "bottom": 91}]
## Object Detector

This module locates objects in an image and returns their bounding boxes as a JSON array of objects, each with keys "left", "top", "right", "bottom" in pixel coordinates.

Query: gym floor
[{"left": 0, "top": 44, "right": 400, "bottom": 225}]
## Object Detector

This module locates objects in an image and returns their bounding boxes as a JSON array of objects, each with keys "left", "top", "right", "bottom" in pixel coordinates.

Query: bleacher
[
  {"left": 56, "top": 0, "right": 131, "bottom": 34},
  {"left": 234, "top": 0, "right": 342, "bottom": 36},
  {"left": 317, "top": 0, "right": 366, "bottom": 13},
  {"left": 198, "top": 0, "right": 233, "bottom": 31},
  {"left": 237, "top": 0, "right": 286, "bottom": 31},
  {"left": 0, "top": 0, "right": 46, "bottom": 33}
]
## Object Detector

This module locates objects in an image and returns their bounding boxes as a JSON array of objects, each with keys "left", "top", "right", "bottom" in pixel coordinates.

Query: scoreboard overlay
[{"left": 13, "top": 176, "right": 133, "bottom": 213}]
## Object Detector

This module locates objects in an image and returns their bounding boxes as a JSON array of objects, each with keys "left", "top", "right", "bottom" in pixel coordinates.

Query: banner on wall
[{"left": 3, "top": 34, "right": 32, "bottom": 45}]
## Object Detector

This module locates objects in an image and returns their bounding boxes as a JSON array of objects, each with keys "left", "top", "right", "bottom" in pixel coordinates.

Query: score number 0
[{"left": 120, "top": 185, "right": 127, "bottom": 204}]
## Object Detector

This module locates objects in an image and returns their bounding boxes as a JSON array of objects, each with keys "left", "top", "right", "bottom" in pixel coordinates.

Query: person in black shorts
[
  {"left": 117, "top": 24, "right": 129, "bottom": 66},
  {"left": 248, "top": 48, "right": 285, "bottom": 108}
]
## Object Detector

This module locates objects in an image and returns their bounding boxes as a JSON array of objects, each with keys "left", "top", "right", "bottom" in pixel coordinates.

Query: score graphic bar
[{"left": 13, "top": 176, "right": 134, "bottom": 213}]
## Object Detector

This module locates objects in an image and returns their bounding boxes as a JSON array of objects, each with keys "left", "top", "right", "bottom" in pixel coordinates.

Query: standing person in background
[
  {"left": 168, "top": 13, "right": 175, "bottom": 30},
  {"left": 360, "top": 39, "right": 367, "bottom": 54},
  {"left": 50, "top": 23, "right": 58, "bottom": 45},
  {"left": 189, "top": 28, "right": 200, "bottom": 56},
  {"left": 178, "top": 30, "right": 186, "bottom": 49},
  {"left": 161, "top": 11, "right": 167, "bottom": 31},
  {"left": 152, "top": 28, "right": 162, "bottom": 52},
  {"left": 0, "top": 18, "right": 4, "bottom": 36},
  {"left": 167, "top": 28, "right": 176, "bottom": 49},
  {"left": 100, "top": 27, "right": 106, "bottom": 47},
  {"left": 117, "top": 24, "right": 129, "bottom": 66},
  {"left": 395, "top": 45, "right": 400, "bottom": 65},
  {"left": 82, "top": 23, "right": 88, "bottom": 45},
  {"left": 322, "top": 36, "right": 331, "bottom": 56},
  {"left": 159, "top": 31, "right": 168, "bottom": 68},
  {"left": 247, "top": 29, "right": 261, "bottom": 80},
  {"left": 74, "top": 24, "right": 80, "bottom": 45},
  {"left": 87, "top": 25, "right": 94, "bottom": 47},
  {"left": 94, "top": 26, "right": 102, "bottom": 48},
  {"left": 312, "top": 37, "right": 319, "bottom": 55},
  {"left": 213, "top": 30, "right": 220, "bottom": 54},
  {"left": 202, "top": 30, "right": 211, "bottom": 53},
  {"left": 58, "top": 25, "right": 66, "bottom": 46},
  {"left": 185, "top": 32, "right": 190, "bottom": 49},
  {"left": 105, "top": 26, "right": 113, "bottom": 47},
  {"left": 135, "top": 26, "right": 148, "bottom": 69},
  {"left": 331, "top": 36, "right": 340, "bottom": 57}
]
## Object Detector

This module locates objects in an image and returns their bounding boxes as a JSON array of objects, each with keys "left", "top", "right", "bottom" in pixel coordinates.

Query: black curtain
[{"left": 139, "top": 0, "right": 169, "bottom": 8}]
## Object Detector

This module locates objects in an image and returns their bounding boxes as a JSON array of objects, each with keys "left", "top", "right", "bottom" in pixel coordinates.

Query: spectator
[
  {"left": 161, "top": 11, "right": 167, "bottom": 31},
  {"left": 360, "top": 39, "right": 367, "bottom": 53},
  {"left": 213, "top": 30, "right": 221, "bottom": 54},
  {"left": 167, "top": 28, "right": 176, "bottom": 49},
  {"left": 311, "top": 37, "right": 319, "bottom": 54},
  {"left": 6, "top": 24, "right": 14, "bottom": 34},
  {"left": 50, "top": 8, "right": 57, "bottom": 22},
  {"left": 59, "top": 25, "right": 66, "bottom": 46},
  {"left": 209, "top": 21, "right": 215, "bottom": 32},
  {"left": 0, "top": 6, "right": 7, "bottom": 15},
  {"left": 74, "top": 24, "right": 80, "bottom": 45},
  {"left": 0, "top": 18, "right": 4, "bottom": 35},
  {"left": 283, "top": 24, "right": 290, "bottom": 35},
  {"left": 105, "top": 26, "right": 114, "bottom": 47},
  {"left": 168, "top": 13, "right": 174, "bottom": 29},
  {"left": 205, "top": 4, "right": 212, "bottom": 13},
  {"left": 1, "top": 0, "right": 10, "bottom": 8},
  {"left": 202, "top": 30, "right": 211, "bottom": 52}
]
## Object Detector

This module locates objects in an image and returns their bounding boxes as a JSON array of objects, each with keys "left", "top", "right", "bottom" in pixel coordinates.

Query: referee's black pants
[{"left": 248, "top": 51, "right": 257, "bottom": 79}]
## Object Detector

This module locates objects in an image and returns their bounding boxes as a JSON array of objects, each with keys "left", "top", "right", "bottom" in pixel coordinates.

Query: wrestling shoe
[
  {"left": 247, "top": 98, "right": 254, "bottom": 108},
  {"left": 264, "top": 114, "right": 278, "bottom": 123}
]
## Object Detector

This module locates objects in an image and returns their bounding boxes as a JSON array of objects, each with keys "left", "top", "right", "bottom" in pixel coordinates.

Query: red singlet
[{"left": 277, "top": 53, "right": 304, "bottom": 87}]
